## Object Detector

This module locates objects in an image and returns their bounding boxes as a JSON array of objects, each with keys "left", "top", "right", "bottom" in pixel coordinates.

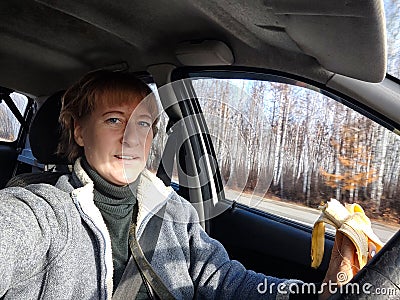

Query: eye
[
  {"left": 138, "top": 121, "right": 151, "bottom": 128},
  {"left": 106, "top": 117, "right": 122, "bottom": 125}
]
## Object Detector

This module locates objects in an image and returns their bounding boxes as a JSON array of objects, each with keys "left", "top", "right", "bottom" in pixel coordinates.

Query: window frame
[
  {"left": 171, "top": 67, "right": 400, "bottom": 234},
  {"left": 0, "top": 90, "right": 35, "bottom": 147}
]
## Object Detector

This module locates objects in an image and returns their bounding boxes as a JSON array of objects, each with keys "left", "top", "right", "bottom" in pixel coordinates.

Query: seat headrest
[{"left": 29, "top": 90, "right": 70, "bottom": 165}]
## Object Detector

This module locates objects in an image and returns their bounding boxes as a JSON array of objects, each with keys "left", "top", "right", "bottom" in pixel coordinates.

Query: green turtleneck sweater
[{"left": 81, "top": 157, "right": 139, "bottom": 291}]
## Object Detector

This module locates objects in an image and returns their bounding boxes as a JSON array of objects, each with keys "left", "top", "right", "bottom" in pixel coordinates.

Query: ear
[{"left": 74, "top": 119, "right": 85, "bottom": 146}]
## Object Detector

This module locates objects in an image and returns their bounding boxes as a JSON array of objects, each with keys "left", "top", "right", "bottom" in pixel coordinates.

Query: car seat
[{"left": 6, "top": 90, "right": 70, "bottom": 187}]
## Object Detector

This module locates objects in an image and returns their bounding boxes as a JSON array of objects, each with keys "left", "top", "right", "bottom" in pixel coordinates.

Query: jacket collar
[{"left": 72, "top": 157, "right": 173, "bottom": 235}]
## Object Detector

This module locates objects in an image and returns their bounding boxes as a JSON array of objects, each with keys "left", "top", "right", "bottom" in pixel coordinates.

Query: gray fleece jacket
[{"left": 0, "top": 158, "right": 300, "bottom": 300}]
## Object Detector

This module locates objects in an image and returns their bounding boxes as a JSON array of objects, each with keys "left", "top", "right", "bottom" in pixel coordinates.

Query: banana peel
[{"left": 311, "top": 198, "right": 384, "bottom": 269}]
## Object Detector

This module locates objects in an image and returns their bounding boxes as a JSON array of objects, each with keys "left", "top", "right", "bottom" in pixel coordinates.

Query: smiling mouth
[{"left": 115, "top": 155, "right": 139, "bottom": 160}]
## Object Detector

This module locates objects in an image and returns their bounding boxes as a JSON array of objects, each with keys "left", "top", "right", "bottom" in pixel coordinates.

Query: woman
[{"left": 0, "top": 70, "right": 363, "bottom": 299}]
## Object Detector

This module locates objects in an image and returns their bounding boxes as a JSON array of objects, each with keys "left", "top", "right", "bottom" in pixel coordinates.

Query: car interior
[{"left": 0, "top": 0, "right": 399, "bottom": 297}]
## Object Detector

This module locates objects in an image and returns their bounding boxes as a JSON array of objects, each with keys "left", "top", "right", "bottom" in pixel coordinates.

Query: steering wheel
[{"left": 330, "top": 230, "right": 400, "bottom": 299}]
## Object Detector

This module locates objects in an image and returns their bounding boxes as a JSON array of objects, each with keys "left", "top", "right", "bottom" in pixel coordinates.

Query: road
[{"left": 225, "top": 190, "right": 399, "bottom": 243}]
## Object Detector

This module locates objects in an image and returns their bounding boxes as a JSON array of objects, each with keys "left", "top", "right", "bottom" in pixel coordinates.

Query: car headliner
[{"left": 0, "top": 0, "right": 386, "bottom": 96}]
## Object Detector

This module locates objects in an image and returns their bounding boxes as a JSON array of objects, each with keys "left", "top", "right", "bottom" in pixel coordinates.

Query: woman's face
[{"left": 74, "top": 99, "right": 154, "bottom": 186}]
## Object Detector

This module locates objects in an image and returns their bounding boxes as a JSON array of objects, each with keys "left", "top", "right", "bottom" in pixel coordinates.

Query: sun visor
[
  {"left": 270, "top": 0, "right": 387, "bottom": 83},
  {"left": 175, "top": 40, "right": 234, "bottom": 66}
]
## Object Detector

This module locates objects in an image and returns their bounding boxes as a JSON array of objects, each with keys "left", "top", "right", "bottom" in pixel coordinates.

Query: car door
[{"left": 151, "top": 67, "right": 400, "bottom": 286}]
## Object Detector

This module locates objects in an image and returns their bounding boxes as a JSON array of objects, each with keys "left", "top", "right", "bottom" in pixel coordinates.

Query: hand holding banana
[{"left": 311, "top": 198, "right": 384, "bottom": 270}]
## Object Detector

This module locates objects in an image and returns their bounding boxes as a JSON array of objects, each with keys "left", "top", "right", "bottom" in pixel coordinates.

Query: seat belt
[
  {"left": 156, "top": 123, "right": 177, "bottom": 187},
  {"left": 112, "top": 256, "right": 143, "bottom": 300},
  {"left": 128, "top": 206, "right": 176, "bottom": 300}
]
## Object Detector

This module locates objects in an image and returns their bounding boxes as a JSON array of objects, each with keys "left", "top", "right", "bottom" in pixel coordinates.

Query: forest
[{"left": 191, "top": 78, "right": 400, "bottom": 223}]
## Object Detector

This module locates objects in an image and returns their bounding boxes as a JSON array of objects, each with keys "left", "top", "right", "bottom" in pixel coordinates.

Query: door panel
[{"left": 210, "top": 201, "right": 333, "bottom": 283}]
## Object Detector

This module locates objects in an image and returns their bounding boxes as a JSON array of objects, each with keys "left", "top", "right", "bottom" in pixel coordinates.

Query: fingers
[
  {"left": 352, "top": 243, "right": 360, "bottom": 274},
  {"left": 334, "top": 231, "right": 344, "bottom": 247},
  {"left": 325, "top": 232, "right": 361, "bottom": 286},
  {"left": 331, "top": 231, "right": 344, "bottom": 259},
  {"left": 338, "top": 234, "right": 359, "bottom": 276},
  {"left": 368, "top": 242, "right": 376, "bottom": 261},
  {"left": 339, "top": 234, "right": 355, "bottom": 262}
]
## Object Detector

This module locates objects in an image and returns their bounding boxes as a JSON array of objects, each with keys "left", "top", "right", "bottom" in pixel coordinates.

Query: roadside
[{"left": 224, "top": 189, "right": 399, "bottom": 243}]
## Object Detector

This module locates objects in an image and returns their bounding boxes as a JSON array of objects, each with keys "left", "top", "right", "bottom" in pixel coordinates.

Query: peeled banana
[{"left": 311, "top": 198, "right": 384, "bottom": 269}]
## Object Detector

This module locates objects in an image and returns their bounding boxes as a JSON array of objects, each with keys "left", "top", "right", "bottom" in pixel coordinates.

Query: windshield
[{"left": 384, "top": 0, "right": 400, "bottom": 78}]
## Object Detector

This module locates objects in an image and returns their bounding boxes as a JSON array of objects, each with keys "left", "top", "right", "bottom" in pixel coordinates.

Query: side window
[
  {"left": 0, "top": 92, "right": 28, "bottom": 142},
  {"left": 191, "top": 77, "right": 399, "bottom": 239}
]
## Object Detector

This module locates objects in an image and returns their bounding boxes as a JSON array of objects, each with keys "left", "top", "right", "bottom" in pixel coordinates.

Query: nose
[{"left": 122, "top": 123, "right": 141, "bottom": 148}]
